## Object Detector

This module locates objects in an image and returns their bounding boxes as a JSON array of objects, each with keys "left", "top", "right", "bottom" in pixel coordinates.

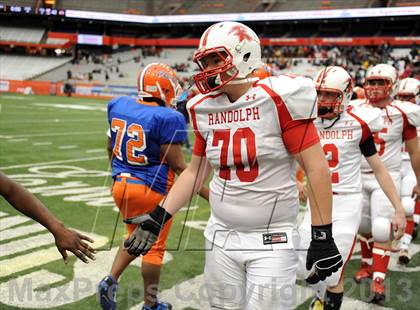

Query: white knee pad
[
  {"left": 372, "top": 217, "right": 391, "bottom": 242},
  {"left": 402, "top": 197, "right": 415, "bottom": 217},
  {"left": 401, "top": 175, "right": 416, "bottom": 197}
]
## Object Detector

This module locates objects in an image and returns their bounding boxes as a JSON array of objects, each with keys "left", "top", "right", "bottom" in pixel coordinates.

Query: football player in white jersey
[
  {"left": 120, "top": 22, "right": 343, "bottom": 310},
  {"left": 395, "top": 77, "right": 420, "bottom": 264},
  {"left": 297, "top": 66, "right": 405, "bottom": 310},
  {"left": 397, "top": 77, "right": 420, "bottom": 105},
  {"left": 354, "top": 64, "right": 420, "bottom": 304}
]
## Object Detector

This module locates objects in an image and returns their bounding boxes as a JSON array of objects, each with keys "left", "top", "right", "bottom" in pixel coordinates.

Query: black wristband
[
  {"left": 311, "top": 223, "right": 333, "bottom": 241},
  {"left": 150, "top": 205, "right": 173, "bottom": 225}
]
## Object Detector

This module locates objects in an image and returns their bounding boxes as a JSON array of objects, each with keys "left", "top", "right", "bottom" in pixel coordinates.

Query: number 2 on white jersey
[
  {"left": 111, "top": 118, "right": 148, "bottom": 165},
  {"left": 322, "top": 143, "right": 339, "bottom": 184}
]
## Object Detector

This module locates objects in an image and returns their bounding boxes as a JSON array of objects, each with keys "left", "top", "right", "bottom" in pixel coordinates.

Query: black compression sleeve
[{"left": 360, "top": 135, "right": 377, "bottom": 157}]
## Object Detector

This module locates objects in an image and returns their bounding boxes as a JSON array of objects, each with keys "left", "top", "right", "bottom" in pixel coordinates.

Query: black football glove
[
  {"left": 306, "top": 223, "right": 343, "bottom": 284},
  {"left": 123, "top": 205, "right": 172, "bottom": 257}
]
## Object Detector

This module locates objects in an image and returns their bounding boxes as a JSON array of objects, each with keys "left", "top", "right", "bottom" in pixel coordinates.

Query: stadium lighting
[{"left": 65, "top": 6, "right": 420, "bottom": 24}]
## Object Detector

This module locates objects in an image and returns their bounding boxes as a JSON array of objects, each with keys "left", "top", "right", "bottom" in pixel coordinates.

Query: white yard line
[
  {"left": 58, "top": 145, "right": 77, "bottom": 150},
  {"left": 32, "top": 142, "right": 52, "bottom": 146},
  {"left": 0, "top": 233, "right": 53, "bottom": 257},
  {"left": 0, "top": 119, "right": 105, "bottom": 124},
  {"left": 0, "top": 215, "right": 31, "bottom": 231},
  {"left": 0, "top": 155, "right": 107, "bottom": 170},
  {"left": 0, "top": 95, "right": 30, "bottom": 100},
  {"left": 33, "top": 103, "right": 107, "bottom": 112},
  {"left": 86, "top": 149, "right": 105, "bottom": 153},
  {"left": 8, "top": 138, "right": 29, "bottom": 142},
  {"left": 0, "top": 130, "right": 104, "bottom": 139},
  {"left": 0, "top": 223, "right": 46, "bottom": 242}
]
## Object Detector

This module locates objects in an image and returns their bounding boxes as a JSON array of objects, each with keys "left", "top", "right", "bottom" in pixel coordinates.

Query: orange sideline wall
[{"left": 0, "top": 80, "right": 115, "bottom": 99}]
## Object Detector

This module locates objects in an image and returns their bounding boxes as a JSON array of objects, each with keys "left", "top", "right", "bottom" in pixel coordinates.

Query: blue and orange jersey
[{"left": 107, "top": 96, "right": 187, "bottom": 195}]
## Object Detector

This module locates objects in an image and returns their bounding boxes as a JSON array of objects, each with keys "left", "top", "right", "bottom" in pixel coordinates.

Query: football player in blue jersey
[{"left": 98, "top": 63, "right": 208, "bottom": 310}]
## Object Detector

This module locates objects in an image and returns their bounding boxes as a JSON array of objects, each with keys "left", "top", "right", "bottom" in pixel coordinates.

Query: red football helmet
[
  {"left": 193, "top": 21, "right": 262, "bottom": 94},
  {"left": 137, "top": 63, "right": 181, "bottom": 107}
]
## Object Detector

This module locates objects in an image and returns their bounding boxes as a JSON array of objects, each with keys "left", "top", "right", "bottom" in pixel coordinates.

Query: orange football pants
[{"left": 112, "top": 175, "right": 173, "bottom": 266}]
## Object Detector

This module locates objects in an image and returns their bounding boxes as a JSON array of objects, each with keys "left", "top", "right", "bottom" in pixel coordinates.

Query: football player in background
[
  {"left": 352, "top": 86, "right": 366, "bottom": 100},
  {"left": 354, "top": 64, "right": 420, "bottom": 304},
  {"left": 0, "top": 171, "right": 96, "bottom": 264},
  {"left": 297, "top": 66, "right": 405, "bottom": 310},
  {"left": 396, "top": 77, "right": 420, "bottom": 105},
  {"left": 252, "top": 63, "right": 274, "bottom": 80},
  {"left": 97, "top": 63, "right": 209, "bottom": 310},
  {"left": 395, "top": 77, "right": 420, "bottom": 264},
  {"left": 122, "top": 22, "right": 342, "bottom": 310}
]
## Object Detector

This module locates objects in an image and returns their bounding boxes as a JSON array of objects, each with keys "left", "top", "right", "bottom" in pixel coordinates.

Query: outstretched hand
[{"left": 53, "top": 226, "right": 96, "bottom": 264}]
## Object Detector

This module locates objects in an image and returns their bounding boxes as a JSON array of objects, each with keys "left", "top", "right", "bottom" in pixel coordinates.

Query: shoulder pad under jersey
[
  {"left": 392, "top": 100, "right": 420, "bottom": 127},
  {"left": 349, "top": 99, "right": 368, "bottom": 108},
  {"left": 349, "top": 103, "right": 383, "bottom": 132},
  {"left": 259, "top": 75, "right": 317, "bottom": 120}
]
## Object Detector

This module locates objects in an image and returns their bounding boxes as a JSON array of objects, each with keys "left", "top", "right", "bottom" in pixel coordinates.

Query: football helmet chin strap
[
  {"left": 186, "top": 74, "right": 259, "bottom": 91},
  {"left": 212, "top": 74, "right": 258, "bottom": 87},
  {"left": 227, "top": 76, "right": 259, "bottom": 84}
]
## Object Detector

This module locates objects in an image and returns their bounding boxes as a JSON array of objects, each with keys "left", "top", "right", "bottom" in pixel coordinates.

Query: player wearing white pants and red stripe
[
  {"left": 395, "top": 77, "right": 420, "bottom": 265},
  {"left": 354, "top": 64, "right": 420, "bottom": 305},
  {"left": 297, "top": 66, "right": 405, "bottom": 309}
]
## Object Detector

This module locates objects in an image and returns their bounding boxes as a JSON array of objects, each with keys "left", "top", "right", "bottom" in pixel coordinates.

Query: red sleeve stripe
[
  {"left": 257, "top": 82, "right": 319, "bottom": 154},
  {"left": 282, "top": 121, "right": 320, "bottom": 154},
  {"left": 256, "top": 83, "right": 293, "bottom": 130},
  {"left": 392, "top": 105, "right": 417, "bottom": 141},
  {"left": 347, "top": 110, "right": 372, "bottom": 144}
]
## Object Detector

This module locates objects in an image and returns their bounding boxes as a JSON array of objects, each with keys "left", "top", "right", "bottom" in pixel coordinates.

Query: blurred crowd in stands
[
  {"left": 64, "top": 44, "right": 419, "bottom": 87},
  {"left": 263, "top": 44, "right": 419, "bottom": 85}
]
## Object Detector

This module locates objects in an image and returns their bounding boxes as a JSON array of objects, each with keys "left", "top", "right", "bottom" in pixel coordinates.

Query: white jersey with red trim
[
  {"left": 187, "top": 75, "right": 317, "bottom": 239},
  {"left": 314, "top": 104, "right": 382, "bottom": 194},
  {"left": 358, "top": 99, "right": 420, "bottom": 173},
  {"left": 402, "top": 128, "right": 420, "bottom": 162}
]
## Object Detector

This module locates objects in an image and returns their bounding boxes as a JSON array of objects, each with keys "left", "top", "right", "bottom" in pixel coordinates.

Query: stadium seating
[
  {"left": 45, "top": 38, "right": 70, "bottom": 45},
  {"left": 34, "top": 45, "right": 414, "bottom": 86},
  {"left": 269, "top": 0, "right": 369, "bottom": 11},
  {"left": 37, "top": 48, "right": 196, "bottom": 85},
  {"left": 0, "top": 26, "right": 45, "bottom": 43},
  {"left": 0, "top": 55, "right": 72, "bottom": 80}
]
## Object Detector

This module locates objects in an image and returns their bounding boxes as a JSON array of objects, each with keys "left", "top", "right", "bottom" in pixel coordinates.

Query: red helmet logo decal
[{"left": 228, "top": 25, "right": 253, "bottom": 42}]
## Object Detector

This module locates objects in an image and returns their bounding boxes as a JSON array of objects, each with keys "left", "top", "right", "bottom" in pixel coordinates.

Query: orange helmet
[
  {"left": 137, "top": 63, "right": 181, "bottom": 107},
  {"left": 253, "top": 64, "right": 273, "bottom": 80}
]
